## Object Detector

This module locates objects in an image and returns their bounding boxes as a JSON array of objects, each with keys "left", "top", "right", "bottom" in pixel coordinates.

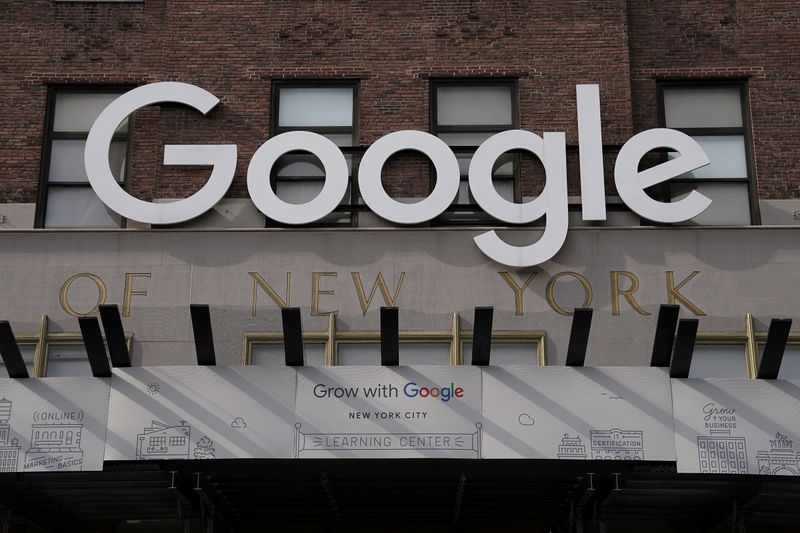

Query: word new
[{"left": 85, "top": 82, "right": 713, "bottom": 267}]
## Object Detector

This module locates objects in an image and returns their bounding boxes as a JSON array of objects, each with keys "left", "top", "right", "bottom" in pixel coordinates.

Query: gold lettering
[
  {"left": 498, "top": 271, "right": 537, "bottom": 316},
  {"left": 666, "top": 271, "right": 706, "bottom": 316},
  {"left": 351, "top": 272, "right": 406, "bottom": 316},
  {"left": 545, "top": 272, "right": 593, "bottom": 316},
  {"left": 610, "top": 271, "right": 650, "bottom": 316},
  {"left": 122, "top": 273, "right": 151, "bottom": 317},
  {"left": 59, "top": 273, "right": 107, "bottom": 317},
  {"left": 249, "top": 272, "right": 291, "bottom": 316},
  {"left": 311, "top": 272, "right": 338, "bottom": 316}
]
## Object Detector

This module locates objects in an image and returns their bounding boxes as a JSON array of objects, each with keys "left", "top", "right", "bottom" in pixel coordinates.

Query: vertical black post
[
  {"left": 190, "top": 304, "right": 216, "bottom": 366},
  {"left": 670, "top": 318, "right": 699, "bottom": 378},
  {"left": 79, "top": 317, "right": 112, "bottom": 378},
  {"left": 99, "top": 304, "right": 131, "bottom": 367},
  {"left": 566, "top": 308, "right": 593, "bottom": 367},
  {"left": 471, "top": 307, "right": 494, "bottom": 366},
  {"left": 281, "top": 307, "right": 304, "bottom": 367},
  {"left": 380, "top": 307, "right": 399, "bottom": 366},
  {"left": 0, "top": 321, "right": 29, "bottom": 378},
  {"left": 650, "top": 304, "right": 680, "bottom": 367},
  {"left": 757, "top": 318, "right": 793, "bottom": 379}
]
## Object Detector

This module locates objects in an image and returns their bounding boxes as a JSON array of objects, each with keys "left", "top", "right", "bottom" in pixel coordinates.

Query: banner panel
[
  {"left": 0, "top": 378, "right": 110, "bottom": 472},
  {"left": 672, "top": 379, "right": 800, "bottom": 475},
  {"left": 105, "top": 366, "right": 296, "bottom": 460},
  {"left": 294, "top": 366, "right": 482, "bottom": 458},
  {"left": 482, "top": 366, "right": 676, "bottom": 460}
]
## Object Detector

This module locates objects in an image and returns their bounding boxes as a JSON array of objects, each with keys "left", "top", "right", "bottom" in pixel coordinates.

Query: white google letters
[
  {"left": 84, "top": 82, "right": 711, "bottom": 266},
  {"left": 247, "top": 131, "right": 349, "bottom": 225},
  {"left": 85, "top": 82, "right": 237, "bottom": 225}
]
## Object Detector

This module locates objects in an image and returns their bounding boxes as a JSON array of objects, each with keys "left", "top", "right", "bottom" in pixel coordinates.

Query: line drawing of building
[
  {"left": 0, "top": 398, "right": 20, "bottom": 472},
  {"left": 590, "top": 429, "right": 644, "bottom": 460},
  {"left": 756, "top": 432, "right": 800, "bottom": 476},
  {"left": 557, "top": 433, "right": 587, "bottom": 460},
  {"left": 24, "top": 420, "right": 84, "bottom": 471},
  {"left": 697, "top": 429, "right": 748, "bottom": 474},
  {"left": 135, "top": 420, "right": 191, "bottom": 460}
]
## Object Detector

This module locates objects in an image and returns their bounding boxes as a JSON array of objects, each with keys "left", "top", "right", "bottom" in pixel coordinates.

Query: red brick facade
[{"left": 0, "top": 0, "right": 797, "bottom": 207}]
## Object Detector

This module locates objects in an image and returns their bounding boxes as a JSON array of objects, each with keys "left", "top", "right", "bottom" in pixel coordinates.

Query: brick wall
[
  {"left": 0, "top": 0, "right": 797, "bottom": 210},
  {"left": 628, "top": 0, "right": 800, "bottom": 200}
]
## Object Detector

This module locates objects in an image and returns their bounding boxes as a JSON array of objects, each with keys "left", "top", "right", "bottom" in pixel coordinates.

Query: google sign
[{"left": 85, "top": 83, "right": 712, "bottom": 267}]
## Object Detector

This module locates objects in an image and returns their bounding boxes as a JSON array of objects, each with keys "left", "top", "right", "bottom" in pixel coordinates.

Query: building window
[
  {"left": 431, "top": 80, "right": 517, "bottom": 224},
  {"left": 659, "top": 82, "right": 757, "bottom": 225},
  {"left": 247, "top": 339, "right": 328, "bottom": 367},
  {"left": 43, "top": 344, "right": 97, "bottom": 377},
  {"left": 687, "top": 332, "right": 751, "bottom": 378},
  {"left": 242, "top": 322, "right": 545, "bottom": 366},
  {"left": 337, "top": 339, "right": 452, "bottom": 366},
  {"left": 756, "top": 334, "right": 800, "bottom": 379},
  {"left": 149, "top": 437, "right": 166, "bottom": 447},
  {"left": 270, "top": 82, "right": 358, "bottom": 226},
  {"left": 461, "top": 336, "right": 544, "bottom": 366},
  {"left": 689, "top": 344, "right": 748, "bottom": 378},
  {"left": 169, "top": 436, "right": 186, "bottom": 447},
  {"left": 42, "top": 333, "right": 133, "bottom": 376},
  {"left": 37, "top": 89, "right": 131, "bottom": 228}
]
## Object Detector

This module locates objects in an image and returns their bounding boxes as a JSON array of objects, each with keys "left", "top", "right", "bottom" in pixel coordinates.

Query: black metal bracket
[
  {"left": 650, "top": 304, "right": 680, "bottom": 367},
  {"left": 670, "top": 318, "right": 699, "bottom": 378},
  {"left": 98, "top": 304, "right": 131, "bottom": 368},
  {"left": 190, "top": 304, "right": 216, "bottom": 366},
  {"left": 281, "top": 307, "right": 305, "bottom": 367},
  {"left": 566, "top": 308, "right": 593, "bottom": 367},
  {"left": 0, "top": 321, "right": 29, "bottom": 378},
  {"left": 78, "top": 316, "right": 112, "bottom": 378},
  {"left": 757, "top": 318, "right": 792, "bottom": 379},
  {"left": 471, "top": 307, "right": 494, "bottom": 366},
  {"left": 380, "top": 307, "right": 399, "bottom": 366}
]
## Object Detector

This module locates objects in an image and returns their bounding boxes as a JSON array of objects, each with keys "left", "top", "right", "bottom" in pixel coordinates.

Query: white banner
[
  {"left": 294, "top": 366, "right": 482, "bottom": 458},
  {"left": 0, "top": 378, "right": 110, "bottom": 472},
  {"left": 481, "top": 366, "right": 676, "bottom": 461},
  {"left": 105, "top": 367, "right": 296, "bottom": 460},
  {"left": 672, "top": 379, "right": 800, "bottom": 475}
]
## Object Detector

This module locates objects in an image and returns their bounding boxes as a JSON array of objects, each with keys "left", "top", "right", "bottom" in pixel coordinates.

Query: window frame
[
  {"left": 42, "top": 332, "right": 134, "bottom": 377},
  {"left": 689, "top": 332, "right": 751, "bottom": 379},
  {"left": 0, "top": 315, "right": 134, "bottom": 378},
  {"left": 429, "top": 78, "right": 520, "bottom": 225},
  {"left": 242, "top": 313, "right": 546, "bottom": 367},
  {"left": 459, "top": 330, "right": 545, "bottom": 367},
  {"left": 269, "top": 80, "right": 360, "bottom": 228},
  {"left": 36, "top": 85, "right": 135, "bottom": 229},
  {"left": 656, "top": 80, "right": 760, "bottom": 225},
  {"left": 243, "top": 331, "right": 330, "bottom": 366}
]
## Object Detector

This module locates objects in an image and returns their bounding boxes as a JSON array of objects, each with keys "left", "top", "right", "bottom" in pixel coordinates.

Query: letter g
[
  {"left": 84, "top": 82, "right": 237, "bottom": 225},
  {"left": 469, "top": 130, "right": 568, "bottom": 267},
  {"left": 403, "top": 382, "right": 419, "bottom": 397}
]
